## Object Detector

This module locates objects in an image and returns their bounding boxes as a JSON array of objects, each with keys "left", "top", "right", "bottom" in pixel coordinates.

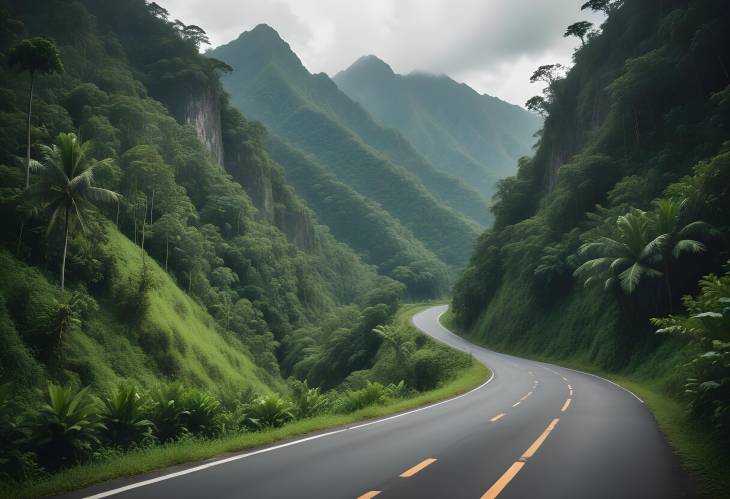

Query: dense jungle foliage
[
  {"left": 0, "top": 0, "right": 473, "bottom": 482},
  {"left": 452, "top": 0, "right": 730, "bottom": 457}
]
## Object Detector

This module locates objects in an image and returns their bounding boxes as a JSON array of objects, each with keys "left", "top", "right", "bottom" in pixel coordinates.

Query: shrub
[
  {"left": 147, "top": 383, "right": 189, "bottom": 442},
  {"left": 100, "top": 384, "right": 153, "bottom": 448},
  {"left": 244, "top": 394, "right": 295, "bottom": 429},
  {"left": 182, "top": 389, "right": 223, "bottom": 438},
  {"left": 0, "top": 384, "right": 38, "bottom": 481},
  {"left": 27, "top": 384, "right": 103, "bottom": 469},
  {"left": 412, "top": 350, "right": 443, "bottom": 391},
  {"left": 289, "top": 379, "right": 328, "bottom": 419},
  {"left": 337, "top": 382, "right": 387, "bottom": 413}
]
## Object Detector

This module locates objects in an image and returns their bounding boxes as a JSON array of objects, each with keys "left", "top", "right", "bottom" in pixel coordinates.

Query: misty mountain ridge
[
  {"left": 211, "top": 24, "right": 491, "bottom": 273},
  {"left": 334, "top": 53, "right": 542, "bottom": 198}
]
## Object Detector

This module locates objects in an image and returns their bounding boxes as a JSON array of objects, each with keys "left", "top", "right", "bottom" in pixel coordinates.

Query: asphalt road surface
[{"left": 64, "top": 305, "right": 694, "bottom": 499}]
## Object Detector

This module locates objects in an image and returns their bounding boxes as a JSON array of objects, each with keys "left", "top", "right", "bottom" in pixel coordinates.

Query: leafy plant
[
  {"left": 0, "top": 384, "right": 38, "bottom": 481},
  {"left": 574, "top": 209, "right": 664, "bottom": 294},
  {"left": 27, "top": 384, "right": 103, "bottom": 469},
  {"left": 182, "top": 389, "right": 222, "bottom": 438},
  {"left": 652, "top": 265, "right": 730, "bottom": 445},
  {"left": 289, "top": 380, "right": 328, "bottom": 419},
  {"left": 100, "top": 384, "right": 153, "bottom": 448},
  {"left": 244, "top": 394, "right": 295, "bottom": 429},
  {"left": 336, "top": 382, "right": 387, "bottom": 413},
  {"left": 147, "top": 383, "right": 190, "bottom": 442}
]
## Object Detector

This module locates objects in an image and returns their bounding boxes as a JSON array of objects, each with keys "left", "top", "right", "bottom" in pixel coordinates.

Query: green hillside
[
  {"left": 451, "top": 0, "right": 730, "bottom": 490},
  {"left": 266, "top": 135, "right": 451, "bottom": 297},
  {"left": 0, "top": 228, "right": 276, "bottom": 396},
  {"left": 209, "top": 25, "right": 485, "bottom": 262},
  {"left": 334, "top": 55, "right": 542, "bottom": 198},
  {"left": 0, "top": 0, "right": 457, "bottom": 402}
]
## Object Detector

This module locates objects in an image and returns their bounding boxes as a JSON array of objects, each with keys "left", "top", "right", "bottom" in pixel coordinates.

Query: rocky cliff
[{"left": 184, "top": 87, "right": 224, "bottom": 165}]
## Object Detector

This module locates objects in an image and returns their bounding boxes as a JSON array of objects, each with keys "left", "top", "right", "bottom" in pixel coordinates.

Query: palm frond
[
  {"left": 672, "top": 239, "right": 706, "bottom": 258},
  {"left": 86, "top": 186, "right": 119, "bottom": 204},
  {"left": 619, "top": 263, "right": 645, "bottom": 294}
]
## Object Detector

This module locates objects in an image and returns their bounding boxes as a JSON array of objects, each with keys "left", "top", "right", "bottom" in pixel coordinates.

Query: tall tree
[
  {"left": 7, "top": 37, "right": 63, "bottom": 188},
  {"left": 564, "top": 21, "right": 593, "bottom": 46},
  {"left": 26, "top": 133, "right": 118, "bottom": 290}
]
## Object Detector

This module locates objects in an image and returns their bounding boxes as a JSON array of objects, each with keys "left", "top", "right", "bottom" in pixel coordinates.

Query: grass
[
  {"left": 1, "top": 304, "right": 489, "bottom": 499},
  {"left": 441, "top": 308, "right": 730, "bottom": 499}
]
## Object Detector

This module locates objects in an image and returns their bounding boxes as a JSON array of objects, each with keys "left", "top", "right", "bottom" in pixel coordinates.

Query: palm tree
[
  {"left": 26, "top": 133, "right": 118, "bottom": 290},
  {"left": 574, "top": 209, "right": 663, "bottom": 294},
  {"left": 649, "top": 198, "right": 707, "bottom": 305},
  {"left": 372, "top": 324, "right": 414, "bottom": 363}
]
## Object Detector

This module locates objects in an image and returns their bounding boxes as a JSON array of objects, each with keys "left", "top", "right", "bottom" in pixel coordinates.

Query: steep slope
[
  {"left": 0, "top": 229, "right": 276, "bottom": 396},
  {"left": 334, "top": 55, "right": 542, "bottom": 198},
  {"left": 451, "top": 0, "right": 730, "bottom": 481},
  {"left": 0, "top": 0, "right": 407, "bottom": 397},
  {"left": 266, "top": 135, "right": 451, "bottom": 296},
  {"left": 209, "top": 25, "right": 483, "bottom": 266}
]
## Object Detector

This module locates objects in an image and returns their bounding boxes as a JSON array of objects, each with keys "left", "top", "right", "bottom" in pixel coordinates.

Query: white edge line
[
  {"left": 429, "top": 305, "right": 644, "bottom": 405},
  {"left": 538, "top": 364, "right": 643, "bottom": 404},
  {"left": 561, "top": 366, "right": 644, "bottom": 404},
  {"left": 84, "top": 306, "right": 494, "bottom": 499}
]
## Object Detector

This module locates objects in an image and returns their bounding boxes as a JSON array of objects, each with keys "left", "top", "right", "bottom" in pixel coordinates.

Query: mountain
[
  {"left": 450, "top": 0, "right": 730, "bottom": 481},
  {"left": 334, "top": 55, "right": 542, "bottom": 198},
  {"left": 0, "top": 0, "right": 413, "bottom": 401},
  {"left": 209, "top": 25, "right": 485, "bottom": 268}
]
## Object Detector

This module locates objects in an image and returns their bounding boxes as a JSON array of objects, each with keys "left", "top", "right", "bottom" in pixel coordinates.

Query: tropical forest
[{"left": 0, "top": 0, "right": 728, "bottom": 498}]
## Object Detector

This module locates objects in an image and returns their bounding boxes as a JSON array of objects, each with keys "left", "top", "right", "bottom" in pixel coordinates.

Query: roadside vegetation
[
  {"left": 0, "top": 303, "right": 487, "bottom": 498},
  {"left": 0, "top": 1, "right": 488, "bottom": 494},
  {"left": 449, "top": 1, "right": 730, "bottom": 496}
]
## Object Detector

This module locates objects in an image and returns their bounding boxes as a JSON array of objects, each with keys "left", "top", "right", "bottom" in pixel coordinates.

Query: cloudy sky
[{"left": 161, "top": 0, "right": 604, "bottom": 107}]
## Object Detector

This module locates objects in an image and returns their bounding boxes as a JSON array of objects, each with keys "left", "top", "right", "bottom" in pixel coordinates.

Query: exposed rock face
[
  {"left": 275, "top": 203, "right": 315, "bottom": 251},
  {"left": 184, "top": 88, "right": 224, "bottom": 165}
]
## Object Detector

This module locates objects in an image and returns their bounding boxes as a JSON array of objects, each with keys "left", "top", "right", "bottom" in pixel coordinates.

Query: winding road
[{"left": 64, "top": 305, "right": 694, "bottom": 499}]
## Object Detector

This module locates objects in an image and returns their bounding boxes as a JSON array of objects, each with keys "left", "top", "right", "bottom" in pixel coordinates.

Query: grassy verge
[
  {"left": 2, "top": 305, "right": 489, "bottom": 499},
  {"left": 441, "top": 309, "right": 729, "bottom": 498}
]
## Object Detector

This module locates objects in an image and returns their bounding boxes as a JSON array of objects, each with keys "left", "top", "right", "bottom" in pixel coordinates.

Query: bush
[
  {"left": 336, "top": 382, "right": 387, "bottom": 413},
  {"left": 244, "top": 394, "right": 295, "bottom": 429},
  {"left": 100, "top": 384, "right": 153, "bottom": 448},
  {"left": 289, "top": 379, "right": 328, "bottom": 419},
  {"left": 0, "top": 384, "right": 38, "bottom": 481},
  {"left": 27, "top": 384, "right": 103, "bottom": 469},
  {"left": 412, "top": 350, "right": 443, "bottom": 391},
  {"left": 146, "top": 383, "right": 190, "bottom": 442},
  {"left": 182, "top": 389, "right": 223, "bottom": 438}
]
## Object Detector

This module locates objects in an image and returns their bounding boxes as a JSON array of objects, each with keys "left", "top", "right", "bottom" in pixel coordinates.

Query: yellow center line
[
  {"left": 522, "top": 418, "right": 560, "bottom": 459},
  {"left": 512, "top": 401, "right": 521, "bottom": 407},
  {"left": 490, "top": 413, "right": 506, "bottom": 422},
  {"left": 569, "top": 389, "right": 573, "bottom": 396},
  {"left": 399, "top": 458, "right": 437, "bottom": 478},
  {"left": 561, "top": 398, "right": 572, "bottom": 412},
  {"left": 357, "top": 491, "right": 381, "bottom": 499},
  {"left": 480, "top": 461, "right": 525, "bottom": 499},
  {"left": 481, "top": 418, "right": 560, "bottom": 499}
]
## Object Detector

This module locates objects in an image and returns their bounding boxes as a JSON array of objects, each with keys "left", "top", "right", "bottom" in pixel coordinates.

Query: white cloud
[{"left": 161, "top": 0, "right": 604, "bottom": 106}]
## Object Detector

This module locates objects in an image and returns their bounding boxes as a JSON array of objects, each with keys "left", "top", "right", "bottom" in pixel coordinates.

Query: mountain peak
[{"left": 348, "top": 54, "right": 395, "bottom": 76}]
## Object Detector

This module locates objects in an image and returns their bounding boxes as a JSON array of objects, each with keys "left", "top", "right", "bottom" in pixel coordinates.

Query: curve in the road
[{"left": 65, "top": 305, "right": 694, "bottom": 499}]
